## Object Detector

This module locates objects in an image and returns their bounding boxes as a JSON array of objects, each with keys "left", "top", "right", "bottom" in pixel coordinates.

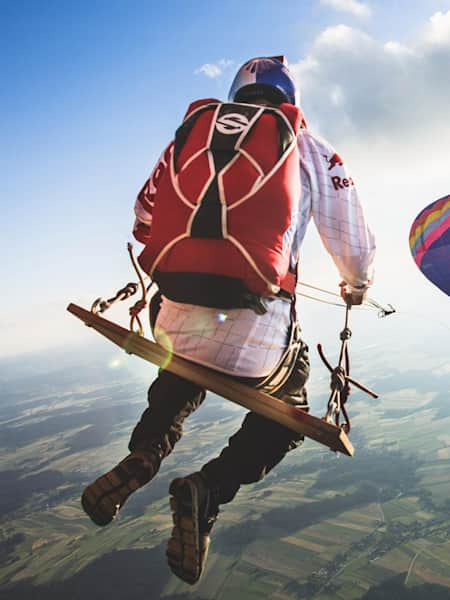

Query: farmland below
[{"left": 0, "top": 341, "right": 449, "bottom": 599}]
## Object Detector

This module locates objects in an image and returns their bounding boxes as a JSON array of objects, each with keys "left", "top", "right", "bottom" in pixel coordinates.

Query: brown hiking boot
[
  {"left": 166, "top": 472, "right": 219, "bottom": 584},
  {"left": 81, "top": 450, "right": 158, "bottom": 526}
]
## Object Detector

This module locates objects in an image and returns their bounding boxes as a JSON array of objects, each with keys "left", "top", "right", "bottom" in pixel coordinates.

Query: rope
[
  {"left": 318, "top": 303, "right": 379, "bottom": 434},
  {"left": 127, "top": 243, "right": 149, "bottom": 336},
  {"left": 298, "top": 280, "right": 341, "bottom": 298},
  {"left": 91, "top": 282, "right": 139, "bottom": 314},
  {"left": 296, "top": 281, "right": 396, "bottom": 318},
  {"left": 296, "top": 291, "right": 345, "bottom": 308},
  {"left": 365, "top": 298, "right": 397, "bottom": 318},
  {"left": 90, "top": 244, "right": 153, "bottom": 336}
]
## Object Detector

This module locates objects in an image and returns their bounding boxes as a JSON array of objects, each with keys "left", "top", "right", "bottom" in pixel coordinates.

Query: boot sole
[
  {"left": 81, "top": 467, "right": 144, "bottom": 527},
  {"left": 166, "top": 477, "right": 208, "bottom": 585}
]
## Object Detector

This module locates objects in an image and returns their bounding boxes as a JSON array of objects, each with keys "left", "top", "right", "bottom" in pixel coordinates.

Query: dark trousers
[{"left": 128, "top": 340, "right": 310, "bottom": 506}]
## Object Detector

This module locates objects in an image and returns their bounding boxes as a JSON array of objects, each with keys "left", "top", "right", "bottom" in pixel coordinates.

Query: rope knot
[
  {"left": 339, "top": 327, "right": 352, "bottom": 341},
  {"left": 129, "top": 299, "right": 147, "bottom": 317},
  {"left": 331, "top": 366, "right": 347, "bottom": 392}
]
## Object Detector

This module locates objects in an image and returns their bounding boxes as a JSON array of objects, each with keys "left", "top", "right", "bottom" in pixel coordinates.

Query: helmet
[{"left": 228, "top": 56, "right": 299, "bottom": 106}]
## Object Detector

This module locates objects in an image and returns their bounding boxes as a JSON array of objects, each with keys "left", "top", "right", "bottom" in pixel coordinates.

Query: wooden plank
[{"left": 67, "top": 303, "right": 354, "bottom": 456}]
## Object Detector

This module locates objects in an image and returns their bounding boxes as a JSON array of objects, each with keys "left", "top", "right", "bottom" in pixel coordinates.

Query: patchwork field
[{"left": 0, "top": 343, "right": 449, "bottom": 599}]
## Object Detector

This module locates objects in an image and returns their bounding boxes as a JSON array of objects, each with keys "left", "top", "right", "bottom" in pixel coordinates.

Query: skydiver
[{"left": 81, "top": 57, "right": 375, "bottom": 585}]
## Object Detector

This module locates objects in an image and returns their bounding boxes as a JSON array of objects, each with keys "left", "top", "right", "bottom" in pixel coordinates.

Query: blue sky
[{"left": 1, "top": 0, "right": 450, "bottom": 358}]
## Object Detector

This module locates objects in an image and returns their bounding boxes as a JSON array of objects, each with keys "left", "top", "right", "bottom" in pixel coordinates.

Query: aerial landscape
[
  {"left": 0, "top": 322, "right": 449, "bottom": 599},
  {"left": 2, "top": 1, "right": 450, "bottom": 598}
]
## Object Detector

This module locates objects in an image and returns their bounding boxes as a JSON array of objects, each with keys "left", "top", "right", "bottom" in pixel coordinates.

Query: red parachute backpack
[{"left": 138, "top": 98, "right": 303, "bottom": 309}]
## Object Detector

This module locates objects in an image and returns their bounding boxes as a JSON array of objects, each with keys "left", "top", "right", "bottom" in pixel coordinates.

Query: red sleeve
[{"left": 133, "top": 141, "right": 174, "bottom": 244}]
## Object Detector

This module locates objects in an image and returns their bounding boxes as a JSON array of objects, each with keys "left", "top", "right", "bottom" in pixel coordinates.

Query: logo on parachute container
[
  {"left": 215, "top": 113, "right": 250, "bottom": 135},
  {"left": 324, "top": 152, "right": 344, "bottom": 171}
]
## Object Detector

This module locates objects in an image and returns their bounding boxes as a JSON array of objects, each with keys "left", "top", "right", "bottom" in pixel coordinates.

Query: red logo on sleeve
[{"left": 324, "top": 152, "right": 343, "bottom": 170}]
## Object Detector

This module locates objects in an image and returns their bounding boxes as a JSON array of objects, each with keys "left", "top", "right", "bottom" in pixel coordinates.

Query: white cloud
[
  {"left": 196, "top": 63, "right": 221, "bottom": 78},
  {"left": 422, "top": 10, "right": 450, "bottom": 46},
  {"left": 320, "top": 0, "right": 371, "bottom": 19},
  {"left": 195, "top": 58, "right": 233, "bottom": 79},
  {"left": 290, "top": 11, "right": 450, "bottom": 145},
  {"left": 315, "top": 23, "right": 373, "bottom": 50},
  {"left": 290, "top": 11, "right": 450, "bottom": 305},
  {"left": 383, "top": 41, "right": 413, "bottom": 56}
]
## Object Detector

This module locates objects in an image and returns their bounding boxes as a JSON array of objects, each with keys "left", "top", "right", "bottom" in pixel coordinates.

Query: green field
[{"left": 1, "top": 347, "right": 449, "bottom": 599}]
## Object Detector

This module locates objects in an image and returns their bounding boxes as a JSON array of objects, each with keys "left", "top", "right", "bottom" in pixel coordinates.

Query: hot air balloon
[{"left": 409, "top": 195, "right": 450, "bottom": 296}]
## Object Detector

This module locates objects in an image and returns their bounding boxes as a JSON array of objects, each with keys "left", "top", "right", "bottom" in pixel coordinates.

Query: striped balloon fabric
[{"left": 409, "top": 195, "right": 450, "bottom": 296}]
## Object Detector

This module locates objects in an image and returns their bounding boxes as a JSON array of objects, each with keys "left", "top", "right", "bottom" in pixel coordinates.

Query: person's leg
[
  {"left": 166, "top": 339, "right": 309, "bottom": 583},
  {"left": 201, "top": 411, "right": 305, "bottom": 503},
  {"left": 128, "top": 370, "right": 206, "bottom": 456},
  {"left": 81, "top": 370, "right": 206, "bottom": 526},
  {"left": 200, "top": 339, "right": 309, "bottom": 504}
]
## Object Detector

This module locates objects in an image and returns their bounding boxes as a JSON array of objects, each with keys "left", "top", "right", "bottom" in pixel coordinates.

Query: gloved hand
[{"left": 339, "top": 281, "right": 367, "bottom": 306}]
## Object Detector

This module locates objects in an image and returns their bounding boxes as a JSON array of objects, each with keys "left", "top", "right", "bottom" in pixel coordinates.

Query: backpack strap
[
  {"left": 279, "top": 269, "right": 297, "bottom": 297},
  {"left": 173, "top": 100, "right": 220, "bottom": 173}
]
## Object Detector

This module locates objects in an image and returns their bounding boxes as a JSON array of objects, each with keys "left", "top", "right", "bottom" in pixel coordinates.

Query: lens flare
[
  {"left": 109, "top": 357, "right": 124, "bottom": 369},
  {"left": 153, "top": 326, "right": 174, "bottom": 370}
]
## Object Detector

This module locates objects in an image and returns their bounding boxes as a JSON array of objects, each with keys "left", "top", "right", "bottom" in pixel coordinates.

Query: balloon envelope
[{"left": 409, "top": 195, "right": 450, "bottom": 296}]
